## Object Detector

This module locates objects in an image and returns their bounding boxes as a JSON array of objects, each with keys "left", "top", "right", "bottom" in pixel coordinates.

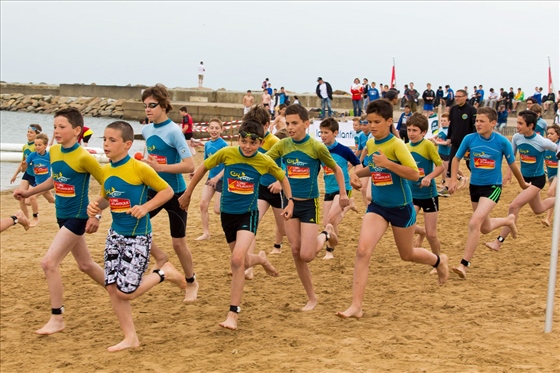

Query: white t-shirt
[
  {"left": 319, "top": 83, "right": 328, "bottom": 99},
  {"left": 198, "top": 65, "right": 205, "bottom": 75}
]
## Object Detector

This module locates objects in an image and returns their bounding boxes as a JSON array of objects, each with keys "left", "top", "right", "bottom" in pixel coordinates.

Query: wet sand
[{"left": 1, "top": 151, "right": 559, "bottom": 372}]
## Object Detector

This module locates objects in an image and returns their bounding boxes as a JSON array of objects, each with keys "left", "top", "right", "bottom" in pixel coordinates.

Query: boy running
[
  {"left": 179, "top": 120, "right": 294, "bottom": 330},
  {"left": 13, "top": 108, "right": 105, "bottom": 334},
  {"left": 87, "top": 121, "right": 185, "bottom": 352},
  {"left": 141, "top": 85, "right": 198, "bottom": 302},
  {"left": 448, "top": 107, "right": 527, "bottom": 278},
  {"left": 542, "top": 124, "right": 559, "bottom": 227},
  {"left": 484, "top": 110, "right": 557, "bottom": 252},
  {"left": 266, "top": 104, "right": 349, "bottom": 311},
  {"left": 315, "top": 118, "right": 361, "bottom": 259},
  {"left": 337, "top": 99, "right": 449, "bottom": 319}
]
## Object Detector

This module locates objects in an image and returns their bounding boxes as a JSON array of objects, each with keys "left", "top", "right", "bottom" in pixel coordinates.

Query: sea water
[{"left": 0, "top": 111, "right": 147, "bottom": 191}]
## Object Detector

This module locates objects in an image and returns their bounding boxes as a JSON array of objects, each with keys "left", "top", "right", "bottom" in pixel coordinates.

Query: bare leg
[
  {"left": 336, "top": 213, "right": 388, "bottom": 319},
  {"left": 285, "top": 219, "right": 318, "bottom": 311},
  {"left": 171, "top": 237, "right": 199, "bottom": 302},
  {"left": 42, "top": 190, "right": 55, "bottom": 204},
  {"left": 195, "top": 185, "right": 214, "bottom": 241},
  {"left": 29, "top": 195, "right": 39, "bottom": 227},
  {"left": 106, "top": 285, "right": 140, "bottom": 352},
  {"left": 36, "top": 228, "right": 103, "bottom": 335},
  {"left": 149, "top": 241, "right": 169, "bottom": 270},
  {"left": 392, "top": 225, "right": 448, "bottom": 285}
]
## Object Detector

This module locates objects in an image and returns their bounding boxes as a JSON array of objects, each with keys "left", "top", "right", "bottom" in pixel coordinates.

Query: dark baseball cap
[
  {"left": 385, "top": 90, "right": 399, "bottom": 101},
  {"left": 317, "top": 77, "right": 323, "bottom": 81}
]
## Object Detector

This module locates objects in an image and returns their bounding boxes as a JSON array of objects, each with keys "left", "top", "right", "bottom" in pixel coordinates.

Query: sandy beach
[{"left": 1, "top": 150, "right": 559, "bottom": 373}]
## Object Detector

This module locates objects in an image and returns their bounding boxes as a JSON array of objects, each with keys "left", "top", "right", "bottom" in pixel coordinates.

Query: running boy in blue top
[
  {"left": 243, "top": 106, "right": 287, "bottom": 269},
  {"left": 141, "top": 85, "right": 198, "bottom": 302},
  {"left": 485, "top": 110, "right": 557, "bottom": 252},
  {"left": 542, "top": 124, "right": 559, "bottom": 227},
  {"left": 337, "top": 99, "right": 449, "bottom": 319},
  {"left": 179, "top": 120, "right": 294, "bottom": 330},
  {"left": 406, "top": 113, "right": 444, "bottom": 271},
  {"left": 24, "top": 133, "right": 56, "bottom": 206},
  {"left": 10, "top": 124, "right": 42, "bottom": 226},
  {"left": 193, "top": 118, "right": 227, "bottom": 241},
  {"left": 315, "top": 118, "right": 361, "bottom": 259},
  {"left": 356, "top": 116, "right": 372, "bottom": 206},
  {"left": 13, "top": 107, "right": 105, "bottom": 335},
  {"left": 87, "top": 121, "right": 185, "bottom": 352},
  {"left": 266, "top": 104, "right": 349, "bottom": 311},
  {"left": 448, "top": 107, "right": 527, "bottom": 278}
]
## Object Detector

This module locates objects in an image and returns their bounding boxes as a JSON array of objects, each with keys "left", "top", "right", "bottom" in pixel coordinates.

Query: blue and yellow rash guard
[
  {"left": 456, "top": 132, "right": 514, "bottom": 186},
  {"left": 22, "top": 141, "right": 36, "bottom": 177},
  {"left": 512, "top": 132, "right": 558, "bottom": 177},
  {"left": 101, "top": 155, "right": 169, "bottom": 236},
  {"left": 266, "top": 135, "right": 337, "bottom": 199},
  {"left": 258, "top": 131, "right": 283, "bottom": 187},
  {"left": 406, "top": 139, "right": 443, "bottom": 199},
  {"left": 544, "top": 141, "right": 559, "bottom": 179},
  {"left": 26, "top": 151, "right": 51, "bottom": 185},
  {"left": 204, "top": 137, "right": 228, "bottom": 179},
  {"left": 323, "top": 141, "right": 360, "bottom": 194},
  {"left": 366, "top": 133, "right": 418, "bottom": 208},
  {"left": 142, "top": 119, "right": 192, "bottom": 193},
  {"left": 204, "top": 147, "right": 285, "bottom": 214},
  {"left": 50, "top": 143, "right": 103, "bottom": 219}
]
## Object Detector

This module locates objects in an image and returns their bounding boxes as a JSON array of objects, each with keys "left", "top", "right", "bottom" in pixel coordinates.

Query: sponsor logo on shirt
[
  {"left": 53, "top": 172, "right": 75, "bottom": 197},
  {"left": 323, "top": 166, "right": 334, "bottom": 175},
  {"left": 106, "top": 187, "right": 131, "bottom": 212},
  {"left": 287, "top": 165, "right": 310, "bottom": 179}
]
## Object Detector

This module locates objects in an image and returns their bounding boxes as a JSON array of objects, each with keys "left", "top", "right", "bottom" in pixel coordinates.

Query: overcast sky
[{"left": 1, "top": 1, "right": 559, "bottom": 95}]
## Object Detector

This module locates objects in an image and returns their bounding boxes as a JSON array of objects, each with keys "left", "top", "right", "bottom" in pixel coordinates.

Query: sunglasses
[
  {"left": 143, "top": 102, "right": 159, "bottom": 109},
  {"left": 239, "top": 131, "right": 262, "bottom": 141}
]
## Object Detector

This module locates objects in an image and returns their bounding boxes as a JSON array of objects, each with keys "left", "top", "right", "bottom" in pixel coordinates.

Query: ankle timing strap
[
  {"left": 11, "top": 215, "right": 18, "bottom": 225},
  {"left": 33, "top": 213, "right": 38, "bottom": 218},
  {"left": 497, "top": 236, "right": 505, "bottom": 243},
  {"left": 186, "top": 273, "right": 196, "bottom": 283},
  {"left": 461, "top": 259, "right": 471, "bottom": 267},
  {"left": 326, "top": 247, "right": 334, "bottom": 252},
  {"left": 273, "top": 243, "right": 282, "bottom": 249},
  {"left": 229, "top": 305, "right": 240, "bottom": 314},
  {"left": 320, "top": 230, "right": 330, "bottom": 241},
  {"left": 433, "top": 255, "right": 440, "bottom": 268},
  {"left": 51, "top": 306, "right": 64, "bottom": 315},
  {"left": 153, "top": 269, "right": 165, "bottom": 283}
]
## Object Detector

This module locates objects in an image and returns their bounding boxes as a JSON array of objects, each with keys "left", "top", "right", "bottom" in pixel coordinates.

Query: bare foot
[
  {"left": 451, "top": 265, "right": 467, "bottom": 279},
  {"left": 507, "top": 214, "right": 518, "bottom": 239},
  {"left": 541, "top": 219, "right": 551, "bottom": 227},
  {"left": 301, "top": 298, "right": 318, "bottom": 311},
  {"left": 195, "top": 233, "right": 210, "bottom": 241},
  {"left": 183, "top": 280, "right": 199, "bottom": 302},
  {"left": 325, "top": 223, "right": 338, "bottom": 247},
  {"left": 429, "top": 267, "right": 437, "bottom": 275},
  {"left": 244, "top": 267, "right": 254, "bottom": 280},
  {"left": 436, "top": 254, "right": 449, "bottom": 285},
  {"left": 107, "top": 338, "right": 140, "bottom": 352},
  {"left": 322, "top": 251, "right": 334, "bottom": 260},
  {"left": 15, "top": 210, "right": 30, "bottom": 231},
  {"left": 35, "top": 316, "right": 65, "bottom": 335},
  {"left": 335, "top": 306, "right": 364, "bottom": 319},
  {"left": 413, "top": 233, "right": 425, "bottom": 248},
  {"left": 30, "top": 216, "right": 39, "bottom": 228},
  {"left": 485, "top": 241, "right": 501, "bottom": 252},
  {"left": 219, "top": 311, "right": 238, "bottom": 330},
  {"left": 258, "top": 251, "right": 279, "bottom": 276},
  {"left": 349, "top": 198, "right": 359, "bottom": 213},
  {"left": 270, "top": 247, "right": 282, "bottom": 254},
  {"left": 161, "top": 262, "right": 187, "bottom": 289}
]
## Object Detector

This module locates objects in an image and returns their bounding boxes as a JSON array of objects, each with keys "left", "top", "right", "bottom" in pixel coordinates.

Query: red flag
[
  {"left": 390, "top": 65, "right": 396, "bottom": 89},
  {"left": 548, "top": 66, "right": 553, "bottom": 94}
]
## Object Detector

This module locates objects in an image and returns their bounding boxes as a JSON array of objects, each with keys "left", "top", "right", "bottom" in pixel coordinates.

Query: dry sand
[{"left": 1, "top": 151, "right": 559, "bottom": 373}]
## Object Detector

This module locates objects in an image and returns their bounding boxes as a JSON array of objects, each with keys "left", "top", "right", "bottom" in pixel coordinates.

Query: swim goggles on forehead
[
  {"left": 360, "top": 120, "right": 368, "bottom": 125},
  {"left": 28, "top": 126, "right": 39, "bottom": 132},
  {"left": 239, "top": 131, "right": 262, "bottom": 141}
]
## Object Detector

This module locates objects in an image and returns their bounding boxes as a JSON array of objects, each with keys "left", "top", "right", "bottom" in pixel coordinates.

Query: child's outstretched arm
[
  {"left": 178, "top": 163, "right": 209, "bottom": 211},
  {"left": 277, "top": 177, "right": 294, "bottom": 220},
  {"left": 507, "top": 161, "right": 529, "bottom": 189},
  {"left": 333, "top": 165, "right": 349, "bottom": 209}
]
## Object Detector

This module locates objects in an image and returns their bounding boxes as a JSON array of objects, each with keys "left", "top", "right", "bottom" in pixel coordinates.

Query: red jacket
[{"left": 351, "top": 86, "right": 363, "bottom": 101}]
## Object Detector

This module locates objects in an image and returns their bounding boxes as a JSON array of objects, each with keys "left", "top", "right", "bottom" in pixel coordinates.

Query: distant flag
[
  {"left": 390, "top": 57, "right": 396, "bottom": 89},
  {"left": 548, "top": 56, "right": 553, "bottom": 93}
]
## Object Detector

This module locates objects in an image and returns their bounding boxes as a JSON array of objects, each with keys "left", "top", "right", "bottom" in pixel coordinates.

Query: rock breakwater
[{"left": 0, "top": 93, "right": 135, "bottom": 118}]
